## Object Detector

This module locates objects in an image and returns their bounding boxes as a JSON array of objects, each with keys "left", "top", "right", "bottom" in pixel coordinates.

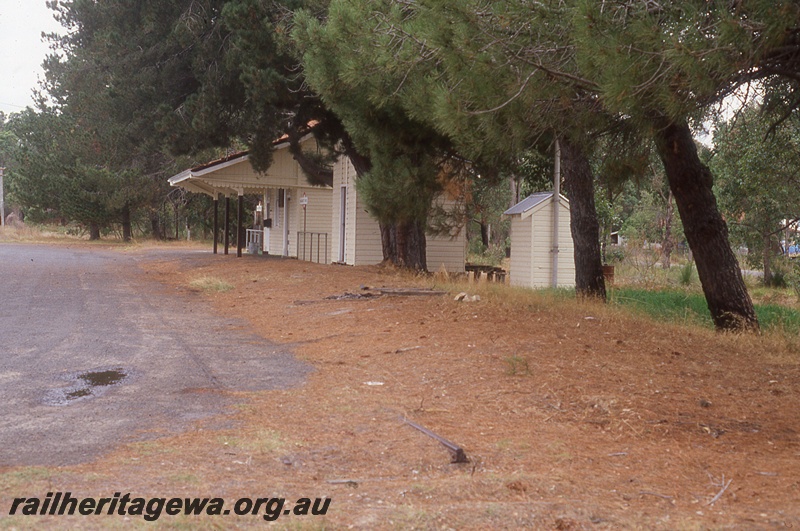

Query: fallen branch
[
  {"left": 708, "top": 478, "right": 732, "bottom": 506},
  {"left": 375, "top": 288, "right": 447, "bottom": 296},
  {"left": 402, "top": 417, "right": 469, "bottom": 463},
  {"left": 639, "top": 490, "right": 674, "bottom": 501},
  {"left": 326, "top": 479, "right": 359, "bottom": 488},
  {"left": 395, "top": 346, "right": 422, "bottom": 353}
]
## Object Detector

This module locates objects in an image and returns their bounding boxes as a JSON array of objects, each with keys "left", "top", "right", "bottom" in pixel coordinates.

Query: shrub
[
  {"left": 679, "top": 261, "right": 694, "bottom": 286},
  {"left": 604, "top": 246, "right": 625, "bottom": 264},
  {"left": 766, "top": 267, "right": 788, "bottom": 288},
  {"left": 787, "top": 260, "right": 800, "bottom": 300}
]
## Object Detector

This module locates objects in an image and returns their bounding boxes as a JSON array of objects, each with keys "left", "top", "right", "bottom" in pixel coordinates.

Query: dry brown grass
[
  {"left": 0, "top": 224, "right": 73, "bottom": 242},
  {"left": 187, "top": 275, "right": 235, "bottom": 293}
]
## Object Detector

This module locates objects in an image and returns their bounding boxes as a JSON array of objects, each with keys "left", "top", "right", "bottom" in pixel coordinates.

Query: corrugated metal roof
[
  {"left": 503, "top": 192, "right": 554, "bottom": 216},
  {"left": 171, "top": 121, "right": 321, "bottom": 179},
  {"left": 190, "top": 150, "right": 249, "bottom": 173}
]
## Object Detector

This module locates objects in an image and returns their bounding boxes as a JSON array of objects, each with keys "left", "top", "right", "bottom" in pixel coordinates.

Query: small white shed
[{"left": 504, "top": 192, "right": 575, "bottom": 288}]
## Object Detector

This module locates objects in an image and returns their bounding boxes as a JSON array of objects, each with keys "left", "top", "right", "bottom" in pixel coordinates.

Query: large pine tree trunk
[
  {"left": 380, "top": 223, "right": 397, "bottom": 265},
  {"left": 343, "top": 139, "right": 428, "bottom": 271},
  {"left": 402, "top": 220, "right": 427, "bottom": 270},
  {"left": 653, "top": 119, "right": 758, "bottom": 331},
  {"left": 380, "top": 220, "right": 427, "bottom": 271},
  {"left": 560, "top": 137, "right": 606, "bottom": 300}
]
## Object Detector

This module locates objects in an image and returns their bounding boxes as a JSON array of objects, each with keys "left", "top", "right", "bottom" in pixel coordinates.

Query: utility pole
[
  {"left": 551, "top": 141, "right": 560, "bottom": 288},
  {"left": 0, "top": 167, "right": 5, "bottom": 227}
]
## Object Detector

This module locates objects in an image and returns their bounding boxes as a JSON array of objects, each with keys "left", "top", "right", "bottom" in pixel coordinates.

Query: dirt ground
[{"left": 3, "top": 244, "right": 800, "bottom": 529}]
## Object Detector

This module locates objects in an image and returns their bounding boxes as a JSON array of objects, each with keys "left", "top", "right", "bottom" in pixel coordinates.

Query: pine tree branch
[{"left": 465, "top": 70, "right": 538, "bottom": 115}]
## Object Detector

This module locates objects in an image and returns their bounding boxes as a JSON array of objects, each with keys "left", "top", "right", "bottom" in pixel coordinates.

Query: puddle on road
[
  {"left": 45, "top": 368, "right": 128, "bottom": 406},
  {"left": 79, "top": 368, "right": 126, "bottom": 387},
  {"left": 65, "top": 388, "right": 92, "bottom": 400}
]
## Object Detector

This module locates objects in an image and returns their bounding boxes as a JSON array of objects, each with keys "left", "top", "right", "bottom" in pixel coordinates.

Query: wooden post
[
  {"left": 212, "top": 196, "right": 218, "bottom": 255},
  {"left": 237, "top": 193, "right": 244, "bottom": 258},
  {"left": 224, "top": 196, "right": 230, "bottom": 255}
]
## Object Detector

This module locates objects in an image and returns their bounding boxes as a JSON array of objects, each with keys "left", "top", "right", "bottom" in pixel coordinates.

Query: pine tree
[
  {"left": 295, "top": 0, "right": 611, "bottom": 297},
  {"left": 42, "top": 0, "right": 359, "bottom": 242},
  {"left": 570, "top": 0, "right": 789, "bottom": 329},
  {"left": 9, "top": 108, "right": 115, "bottom": 237},
  {"left": 295, "top": 2, "right": 462, "bottom": 270},
  {"left": 711, "top": 104, "right": 800, "bottom": 285}
]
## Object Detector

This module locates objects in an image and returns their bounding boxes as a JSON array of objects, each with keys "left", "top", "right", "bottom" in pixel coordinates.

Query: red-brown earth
[{"left": 2, "top": 243, "right": 798, "bottom": 529}]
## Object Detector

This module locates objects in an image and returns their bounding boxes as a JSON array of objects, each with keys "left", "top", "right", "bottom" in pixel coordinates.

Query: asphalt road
[{"left": 0, "top": 244, "right": 311, "bottom": 466}]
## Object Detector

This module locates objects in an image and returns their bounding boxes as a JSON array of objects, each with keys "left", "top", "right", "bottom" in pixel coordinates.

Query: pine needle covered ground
[{"left": 1, "top": 243, "right": 798, "bottom": 529}]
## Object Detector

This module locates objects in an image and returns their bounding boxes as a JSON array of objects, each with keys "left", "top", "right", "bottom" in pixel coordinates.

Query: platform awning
[
  {"left": 167, "top": 135, "right": 329, "bottom": 197},
  {"left": 168, "top": 151, "right": 265, "bottom": 197}
]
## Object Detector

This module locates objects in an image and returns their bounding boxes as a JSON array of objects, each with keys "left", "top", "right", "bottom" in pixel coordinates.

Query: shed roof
[
  {"left": 506, "top": 192, "right": 558, "bottom": 214},
  {"left": 504, "top": 192, "right": 569, "bottom": 219}
]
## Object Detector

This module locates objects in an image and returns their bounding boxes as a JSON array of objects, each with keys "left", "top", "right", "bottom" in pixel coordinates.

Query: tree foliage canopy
[{"left": 711, "top": 103, "right": 800, "bottom": 281}]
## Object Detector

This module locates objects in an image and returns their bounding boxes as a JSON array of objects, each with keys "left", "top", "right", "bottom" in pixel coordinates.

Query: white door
[
  {"left": 263, "top": 197, "right": 270, "bottom": 252},
  {"left": 338, "top": 186, "right": 347, "bottom": 263},
  {"left": 281, "top": 189, "right": 290, "bottom": 256}
]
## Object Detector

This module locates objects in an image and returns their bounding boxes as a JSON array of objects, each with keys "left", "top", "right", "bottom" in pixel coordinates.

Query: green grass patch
[
  {"left": 611, "top": 287, "right": 800, "bottom": 333},
  {"left": 753, "top": 302, "right": 800, "bottom": 333}
]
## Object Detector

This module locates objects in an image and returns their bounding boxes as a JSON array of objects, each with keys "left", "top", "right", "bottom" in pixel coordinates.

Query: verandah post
[
  {"left": 224, "top": 196, "right": 230, "bottom": 255},
  {"left": 237, "top": 193, "right": 244, "bottom": 258},
  {"left": 213, "top": 195, "right": 219, "bottom": 255}
]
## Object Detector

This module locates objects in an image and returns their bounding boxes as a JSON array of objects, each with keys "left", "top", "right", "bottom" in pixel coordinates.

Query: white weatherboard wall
[
  {"left": 332, "top": 157, "right": 466, "bottom": 272},
  {"left": 508, "top": 213, "right": 533, "bottom": 287},
  {"left": 330, "top": 156, "right": 384, "bottom": 265},
  {"left": 505, "top": 192, "right": 574, "bottom": 288},
  {"left": 295, "top": 187, "right": 333, "bottom": 263},
  {"left": 427, "top": 193, "right": 467, "bottom": 273},
  {"left": 265, "top": 186, "right": 333, "bottom": 262}
]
